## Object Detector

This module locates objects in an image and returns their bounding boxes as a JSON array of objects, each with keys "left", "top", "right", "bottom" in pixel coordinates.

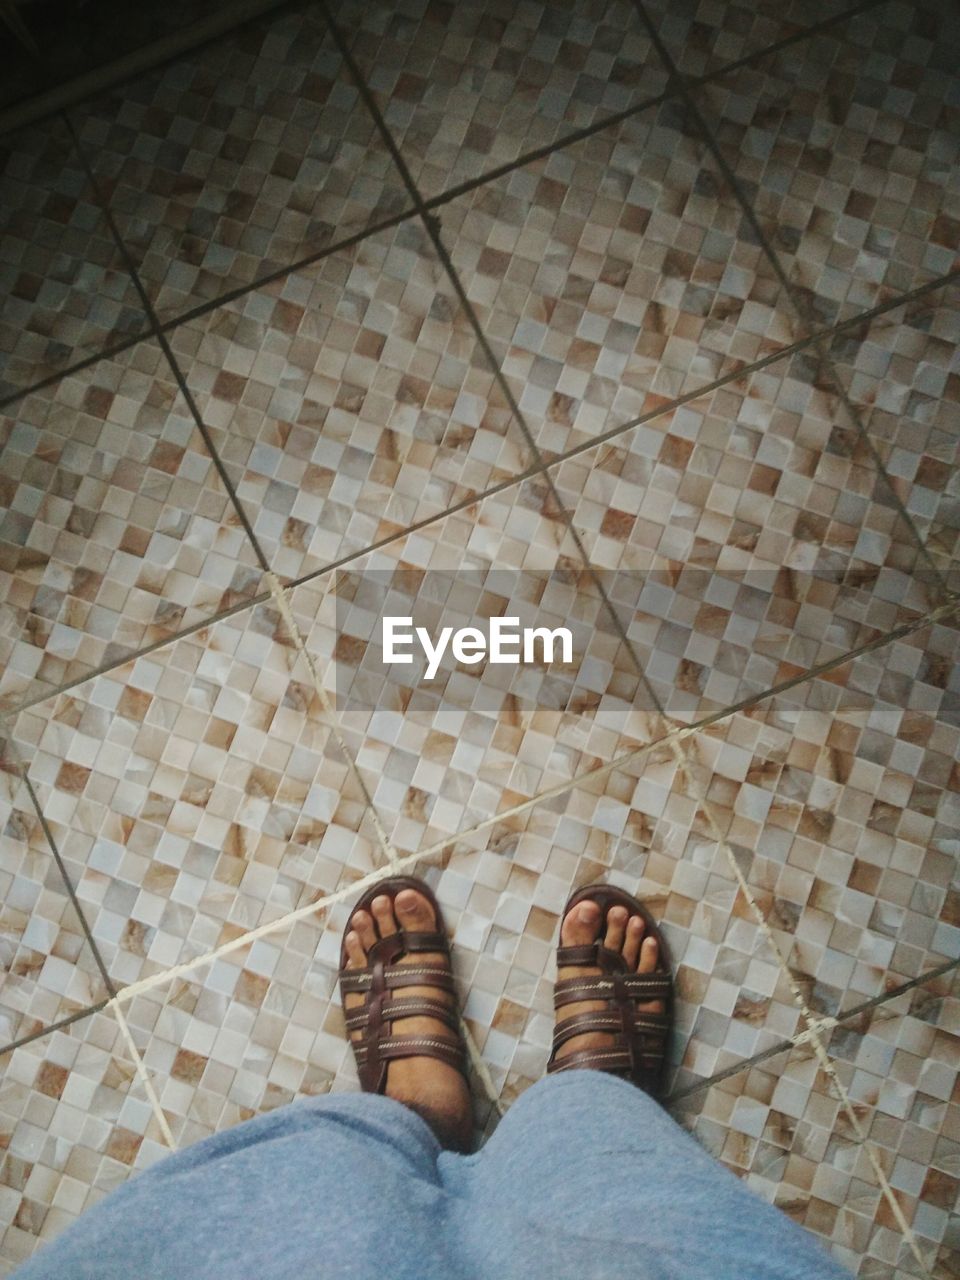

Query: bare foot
[
  {"left": 343, "top": 888, "right": 473, "bottom": 1153},
  {"left": 554, "top": 899, "right": 665, "bottom": 1064}
]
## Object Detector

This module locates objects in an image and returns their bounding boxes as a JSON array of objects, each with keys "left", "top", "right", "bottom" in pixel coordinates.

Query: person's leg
[
  {"left": 443, "top": 1070, "right": 851, "bottom": 1280},
  {"left": 438, "top": 892, "right": 850, "bottom": 1280},
  {"left": 13, "top": 1093, "right": 455, "bottom": 1280}
]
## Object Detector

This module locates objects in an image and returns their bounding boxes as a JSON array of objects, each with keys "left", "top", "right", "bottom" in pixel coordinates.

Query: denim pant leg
[
  {"left": 13, "top": 1094, "right": 455, "bottom": 1280},
  {"left": 441, "top": 1071, "right": 853, "bottom": 1280}
]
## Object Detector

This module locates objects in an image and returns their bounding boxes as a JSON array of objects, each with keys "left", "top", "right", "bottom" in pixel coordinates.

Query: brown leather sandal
[
  {"left": 338, "top": 875, "right": 468, "bottom": 1094},
  {"left": 547, "top": 883, "right": 673, "bottom": 1098}
]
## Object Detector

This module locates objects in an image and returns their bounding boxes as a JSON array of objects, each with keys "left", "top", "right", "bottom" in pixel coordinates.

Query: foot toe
[
  {"left": 639, "top": 934, "right": 659, "bottom": 973},
  {"left": 371, "top": 894, "right": 398, "bottom": 939},
  {"left": 395, "top": 888, "right": 437, "bottom": 932},
  {"left": 344, "top": 930, "right": 366, "bottom": 968},
  {"left": 623, "top": 914, "right": 644, "bottom": 968},
  {"left": 561, "top": 899, "right": 602, "bottom": 946},
  {"left": 350, "top": 909, "right": 377, "bottom": 951},
  {"left": 604, "top": 904, "right": 628, "bottom": 952}
]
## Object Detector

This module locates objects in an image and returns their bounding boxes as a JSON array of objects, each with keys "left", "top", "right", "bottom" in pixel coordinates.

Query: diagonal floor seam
[
  {"left": 633, "top": 0, "right": 953, "bottom": 613},
  {"left": 662, "top": 719, "right": 933, "bottom": 1274},
  {"left": 319, "top": 0, "right": 675, "bottom": 723},
  {"left": 0, "top": 0, "right": 891, "bottom": 419},
  {"left": 5, "top": 261, "right": 958, "bottom": 723},
  {"left": 1, "top": 738, "right": 182, "bottom": 1159},
  {"left": 54, "top": 106, "right": 514, "bottom": 1129},
  {"left": 668, "top": 953, "right": 960, "bottom": 1104}
]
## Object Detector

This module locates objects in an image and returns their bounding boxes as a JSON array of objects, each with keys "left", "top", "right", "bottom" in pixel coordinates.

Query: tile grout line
[
  {"left": 632, "top": 5, "right": 938, "bottom": 1268},
  {"left": 418, "top": 0, "right": 888, "bottom": 216},
  {"left": 43, "top": 593, "right": 958, "bottom": 1011},
  {"left": 110, "top": 999, "right": 177, "bottom": 1150},
  {"left": 537, "top": 267, "right": 960, "bottom": 472},
  {"left": 670, "top": 950, "right": 960, "bottom": 1102},
  {"left": 632, "top": 0, "right": 953, "bottom": 608},
  {"left": 5, "top": 261, "right": 957, "bottom": 722},
  {"left": 0, "top": 0, "right": 890, "bottom": 415},
  {"left": 318, "top": 0, "right": 674, "bottom": 723},
  {"left": 264, "top": 570, "right": 398, "bottom": 868},
  {"left": 669, "top": 731, "right": 930, "bottom": 1272},
  {"left": 263, "top": 568, "right": 502, "bottom": 1110},
  {"left": 9, "top": 752, "right": 179, "bottom": 1156},
  {"left": 0, "top": 999, "right": 111, "bottom": 1059}
]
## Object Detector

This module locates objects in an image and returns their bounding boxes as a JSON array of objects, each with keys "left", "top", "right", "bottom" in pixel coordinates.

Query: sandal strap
[
  {"left": 553, "top": 972, "right": 671, "bottom": 1007},
  {"left": 551, "top": 1007, "right": 669, "bottom": 1051},
  {"left": 339, "top": 965, "right": 457, "bottom": 995},
  {"left": 344, "top": 996, "right": 459, "bottom": 1034},
  {"left": 354, "top": 1034, "right": 465, "bottom": 1072},
  {"left": 551, "top": 1010, "right": 623, "bottom": 1050},
  {"left": 372, "top": 930, "right": 449, "bottom": 956}
]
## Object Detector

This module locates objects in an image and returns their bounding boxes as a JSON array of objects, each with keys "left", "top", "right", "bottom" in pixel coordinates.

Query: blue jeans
[{"left": 15, "top": 1071, "right": 851, "bottom": 1279}]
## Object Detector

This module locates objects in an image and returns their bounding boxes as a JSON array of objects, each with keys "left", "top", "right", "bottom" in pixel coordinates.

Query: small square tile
[
  {"left": 0, "top": 118, "right": 147, "bottom": 401},
  {"left": 337, "top": 0, "right": 669, "bottom": 198},
  {"left": 7, "top": 600, "right": 384, "bottom": 992},
  {"left": 288, "top": 475, "right": 667, "bottom": 858},
  {"left": 73, "top": 3, "right": 412, "bottom": 323},
  {"left": 440, "top": 96, "right": 801, "bottom": 456},
  {"left": 696, "top": 1, "right": 960, "bottom": 328},
  {"left": 675, "top": 966, "right": 960, "bottom": 1277},
  {"left": 641, "top": 0, "right": 864, "bottom": 79},
  {"left": 0, "top": 1011, "right": 169, "bottom": 1273},
  {"left": 821, "top": 282, "right": 960, "bottom": 581},
  {"left": 415, "top": 738, "right": 805, "bottom": 1105},
  {"left": 169, "top": 218, "right": 534, "bottom": 583},
  {"left": 116, "top": 911, "right": 354, "bottom": 1148},
  {"left": 0, "top": 739, "right": 108, "bottom": 1050},
  {"left": 0, "top": 340, "right": 263, "bottom": 713},
  {"left": 551, "top": 345, "right": 937, "bottom": 722},
  {"left": 683, "top": 622, "right": 960, "bottom": 1018}
]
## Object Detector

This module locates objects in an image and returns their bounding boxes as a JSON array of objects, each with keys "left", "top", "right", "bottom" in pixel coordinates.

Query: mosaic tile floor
[{"left": 0, "top": 0, "right": 958, "bottom": 1276}]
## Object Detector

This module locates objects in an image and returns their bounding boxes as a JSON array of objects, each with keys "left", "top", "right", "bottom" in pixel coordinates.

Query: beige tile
[
  {"left": 337, "top": 0, "right": 669, "bottom": 198},
  {"left": 695, "top": 2, "right": 960, "bottom": 329},
  {"left": 641, "top": 0, "right": 864, "bottom": 79},
  {"left": 675, "top": 966, "right": 960, "bottom": 1278},
  {"left": 0, "top": 339, "right": 263, "bottom": 712},
  {"left": 7, "top": 599, "right": 383, "bottom": 993},
  {"left": 0, "top": 119, "right": 147, "bottom": 401},
  {"left": 822, "top": 282, "right": 960, "bottom": 577},
  {"left": 440, "top": 97, "right": 800, "bottom": 456},
  {"left": 683, "top": 622, "right": 960, "bottom": 1016},
  {"left": 0, "top": 739, "right": 108, "bottom": 1049},
  {"left": 169, "top": 219, "right": 534, "bottom": 582},
  {"left": 551, "top": 344, "right": 940, "bottom": 722},
  {"left": 287, "top": 475, "right": 667, "bottom": 857},
  {"left": 0, "top": 1010, "right": 169, "bottom": 1273},
  {"left": 73, "top": 5, "right": 411, "bottom": 323}
]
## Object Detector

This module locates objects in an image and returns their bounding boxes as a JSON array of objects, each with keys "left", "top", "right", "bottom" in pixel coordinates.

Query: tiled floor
[{"left": 0, "top": 0, "right": 958, "bottom": 1276}]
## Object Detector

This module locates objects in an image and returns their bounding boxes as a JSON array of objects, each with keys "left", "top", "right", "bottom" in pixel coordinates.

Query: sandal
[
  {"left": 547, "top": 883, "right": 674, "bottom": 1098},
  {"left": 338, "top": 875, "right": 469, "bottom": 1094}
]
